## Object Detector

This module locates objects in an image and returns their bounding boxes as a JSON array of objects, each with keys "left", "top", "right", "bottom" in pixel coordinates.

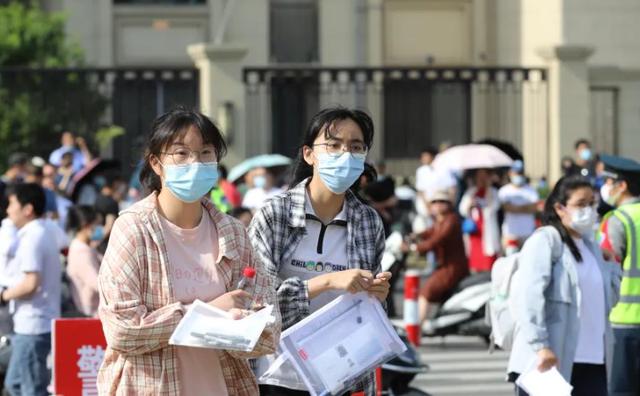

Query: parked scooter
[
  {"left": 383, "top": 231, "right": 492, "bottom": 341},
  {"left": 421, "top": 272, "right": 492, "bottom": 341}
]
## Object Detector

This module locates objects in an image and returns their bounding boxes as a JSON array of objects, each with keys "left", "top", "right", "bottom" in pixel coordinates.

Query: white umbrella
[{"left": 432, "top": 144, "right": 514, "bottom": 172}]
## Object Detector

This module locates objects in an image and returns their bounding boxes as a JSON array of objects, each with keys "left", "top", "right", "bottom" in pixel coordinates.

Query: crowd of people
[{"left": 0, "top": 105, "right": 638, "bottom": 395}]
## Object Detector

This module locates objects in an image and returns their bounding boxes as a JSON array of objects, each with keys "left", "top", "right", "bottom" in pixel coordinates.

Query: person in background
[
  {"left": 498, "top": 160, "right": 539, "bottom": 255},
  {"left": 94, "top": 173, "right": 125, "bottom": 252},
  {"left": 2, "top": 183, "right": 61, "bottom": 396},
  {"left": 219, "top": 164, "right": 242, "bottom": 207},
  {"left": 567, "top": 139, "right": 596, "bottom": 179},
  {"left": 65, "top": 205, "right": 103, "bottom": 317},
  {"left": 55, "top": 151, "right": 75, "bottom": 193},
  {"left": 242, "top": 167, "right": 283, "bottom": 211},
  {"left": 414, "top": 147, "right": 438, "bottom": 229},
  {"left": 404, "top": 189, "right": 469, "bottom": 327},
  {"left": 0, "top": 153, "right": 28, "bottom": 218},
  {"left": 24, "top": 164, "right": 58, "bottom": 219},
  {"left": 229, "top": 206, "right": 253, "bottom": 228},
  {"left": 97, "top": 108, "right": 279, "bottom": 395},
  {"left": 507, "top": 175, "right": 620, "bottom": 396},
  {"left": 459, "top": 169, "right": 501, "bottom": 272},
  {"left": 210, "top": 165, "right": 241, "bottom": 213},
  {"left": 416, "top": 147, "right": 438, "bottom": 193},
  {"left": 1, "top": 153, "right": 28, "bottom": 186},
  {"left": 249, "top": 107, "right": 391, "bottom": 395},
  {"left": 41, "top": 163, "right": 57, "bottom": 191},
  {"left": 48, "top": 131, "right": 92, "bottom": 173},
  {"left": 363, "top": 176, "right": 397, "bottom": 237},
  {"left": 561, "top": 156, "right": 576, "bottom": 177},
  {"left": 595, "top": 154, "right": 640, "bottom": 396},
  {"left": 375, "top": 160, "right": 390, "bottom": 182}
]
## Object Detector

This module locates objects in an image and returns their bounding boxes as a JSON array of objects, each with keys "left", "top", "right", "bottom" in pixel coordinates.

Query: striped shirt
[
  {"left": 248, "top": 178, "right": 386, "bottom": 395},
  {"left": 97, "top": 192, "right": 281, "bottom": 395}
]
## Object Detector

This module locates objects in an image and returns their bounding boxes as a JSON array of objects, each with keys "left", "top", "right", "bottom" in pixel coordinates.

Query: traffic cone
[{"left": 404, "top": 269, "right": 420, "bottom": 346}]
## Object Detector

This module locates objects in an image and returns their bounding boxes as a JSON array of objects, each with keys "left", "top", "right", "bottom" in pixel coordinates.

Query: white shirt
[
  {"left": 242, "top": 187, "right": 283, "bottom": 210},
  {"left": 0, "top": 219, "right": 19, "bottom": 288},
  {"left": 279, "top": 193, "right": 349, "bottom": 313},
  {"left": 12, "top": 219, "right": 62, "bottom": 335},
  {"left": 573, "top": 239, "right": 606, "bottom": 364},
  {"left": 498, "top": 184, "right": 539, "bottom": 239}
]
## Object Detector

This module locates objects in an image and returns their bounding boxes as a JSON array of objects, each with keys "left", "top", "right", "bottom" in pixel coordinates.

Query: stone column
[
  {"left": 187, "top": 43, "right": 248, "bottom": 166},
  {"left": 537, "top": 45, "right": 594, "bottom": 182}
]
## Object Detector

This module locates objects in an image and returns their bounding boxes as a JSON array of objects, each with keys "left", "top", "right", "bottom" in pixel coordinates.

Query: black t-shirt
[{"left": 94, "top": 194, "right": 119, "bottom": 218}]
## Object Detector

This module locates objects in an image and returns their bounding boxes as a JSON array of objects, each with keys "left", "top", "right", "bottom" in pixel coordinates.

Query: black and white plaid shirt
[{"left": 248, "top": 178, "right": 386, "bottom": 395}]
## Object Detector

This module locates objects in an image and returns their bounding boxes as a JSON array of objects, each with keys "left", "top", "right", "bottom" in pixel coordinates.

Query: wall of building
[{"left": 564, "top": 0, "right": 640, "bottom": 69}]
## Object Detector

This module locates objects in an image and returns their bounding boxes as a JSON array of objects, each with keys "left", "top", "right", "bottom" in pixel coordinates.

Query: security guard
[{"left": 598, "top": 154, "right": 640, "bottom": 396}]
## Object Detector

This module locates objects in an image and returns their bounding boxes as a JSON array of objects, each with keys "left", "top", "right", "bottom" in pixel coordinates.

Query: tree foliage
[{"left": 0, "top": 1, "right": 108, "bottom": 169}]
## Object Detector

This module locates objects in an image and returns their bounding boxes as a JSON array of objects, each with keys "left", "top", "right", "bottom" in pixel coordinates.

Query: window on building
[
  {"left": 589, "top": 87, "right": 618, "bottom": 154},
  {"left": 270, "top": 0, "right": 318, "bottom": 63},
  {"left": 384, "top": 80, "right": 471, "bottom": 158}
]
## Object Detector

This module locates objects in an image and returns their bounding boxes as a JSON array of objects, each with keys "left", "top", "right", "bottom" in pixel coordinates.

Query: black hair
[
  {"left": 218, "top": 164, "right": 228, "bottom": 180},
  {"left": 139, "top": 107, "right": 227, "bottom": 193},
  {"left": 627, "top": 179, "right": 640, "bottom": 197},
  {"left": 229, "top": 206, "right": 252, "bottom": 219},
  {"left": 8, "top": 153, "right": 28, "bottom": 168},
  {"left": 542, "top": 175, "right": 594, "bottom": 262},
  {"left": 7, "top": 183, "right": 46, "bottom": 217},
  {"left": 290, "top": 106, "right": 374, "bottom": 187},
  {"left": 66, "top": 205, "right": 98, "bottom": 233},
  {"left": 574, "top": 139, "right": 591, "bottom": 150},
  {"left": 619, "top": 174, "right": 640, "bottom": 197},
  {"left": 420, "top": 147, "right": 438, "bottom": 158}
]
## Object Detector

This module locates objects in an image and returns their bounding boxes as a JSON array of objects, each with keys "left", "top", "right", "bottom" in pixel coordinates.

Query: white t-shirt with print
[{"left": 278, "top": 193, "right": 350, "bottom": 313}]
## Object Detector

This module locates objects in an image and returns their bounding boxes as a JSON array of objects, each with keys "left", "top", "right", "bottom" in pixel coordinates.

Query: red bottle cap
[{"left": 242, "top": 267, "right": 256, "bottom": 279}]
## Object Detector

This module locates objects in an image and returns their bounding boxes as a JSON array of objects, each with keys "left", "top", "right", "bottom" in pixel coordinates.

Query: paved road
[{"left": 410, "top": 335, "right": 513, "bottom": 396}]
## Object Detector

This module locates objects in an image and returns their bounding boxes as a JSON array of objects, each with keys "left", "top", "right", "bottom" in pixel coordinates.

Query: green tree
[
  {"left": 0, "top": 1, "right": 108, "bottom": 169},
  {"left": 0, "top": 1, "right": 82, "bottom": 67}
]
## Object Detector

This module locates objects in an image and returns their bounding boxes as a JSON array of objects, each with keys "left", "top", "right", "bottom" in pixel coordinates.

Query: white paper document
[
  {"left": 265, "top": 292, "right": 406, "bottom": 396},
  {"left": 169, "top": 299, "right": 275, "bottom": 352},
  {"left": 516, "top": 366, "right": 573, "bottom": 396}
]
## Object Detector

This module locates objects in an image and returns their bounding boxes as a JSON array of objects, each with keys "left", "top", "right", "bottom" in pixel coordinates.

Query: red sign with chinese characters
[{"left": 52, "top": 318, "right": 106, "bottom": 396}]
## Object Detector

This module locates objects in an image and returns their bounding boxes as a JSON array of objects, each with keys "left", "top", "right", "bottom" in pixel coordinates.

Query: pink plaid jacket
[{"left": 97, "top": 193, "right": 281, "bottom": 395}]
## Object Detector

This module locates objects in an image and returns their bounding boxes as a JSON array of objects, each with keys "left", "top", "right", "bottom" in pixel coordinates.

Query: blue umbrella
[{"left": 228, "top": 154, "right": 293, "bottom": 183}]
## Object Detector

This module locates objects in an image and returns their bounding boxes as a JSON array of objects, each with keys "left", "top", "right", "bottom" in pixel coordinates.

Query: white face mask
[{"left": 567, "top": 206, "right": 597, "bottom": 236}]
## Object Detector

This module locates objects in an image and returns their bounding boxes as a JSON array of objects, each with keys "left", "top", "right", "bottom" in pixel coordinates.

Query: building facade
[{"left": 50, "top": 0, "right": 640, "bottom": 180}]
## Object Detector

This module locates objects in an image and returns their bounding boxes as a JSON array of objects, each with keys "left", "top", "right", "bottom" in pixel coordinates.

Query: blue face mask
[
  {"left": 511, "top": 175, "right": 525, "bottom": 186},
  {"left": 163, "top": 162, "right": 219, "bottom": 203},
  {"left": 253, "top": 175, "right": 267, "bottom": 189},
  {"left": 316, "top": 152, "right": 365, "bottom": 194},
  {"left": 90, "top": 225, "right": 104, "bottom": 241},
  {"left": 580, "top": 149, "right": 592, "bottom": 161}
]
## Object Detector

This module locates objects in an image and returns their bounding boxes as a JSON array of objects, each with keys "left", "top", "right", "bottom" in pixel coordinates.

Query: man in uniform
[{"left": 598, "top": 154, "right": 640, "bottom": 396}]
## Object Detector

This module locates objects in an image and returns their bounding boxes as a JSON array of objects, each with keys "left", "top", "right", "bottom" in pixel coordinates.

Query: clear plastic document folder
[
  {"left": 169, "top": 300, "right": 275, "bottom": 352},
  {"left": 266, "top": 292, "right": 406, "bottom": 396}
]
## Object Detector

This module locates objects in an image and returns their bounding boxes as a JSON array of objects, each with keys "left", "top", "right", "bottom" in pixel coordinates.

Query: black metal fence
[
  {"left": 243, "top": 66, "right": 548, "bottom": 164},
  {"left": 0, "top": 67, "right": 199, "bottom": 176}
]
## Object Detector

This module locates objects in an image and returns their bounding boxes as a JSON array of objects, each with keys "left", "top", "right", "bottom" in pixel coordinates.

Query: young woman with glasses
[
  {"left": 507, "top": 175, "right": 621, "bottom": 396},
  {"left": 97, "top": 108, "right": 280, "bottom": 395},
  {"left": 249, "top": 107, "right": 392, "bottom": 396}
]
